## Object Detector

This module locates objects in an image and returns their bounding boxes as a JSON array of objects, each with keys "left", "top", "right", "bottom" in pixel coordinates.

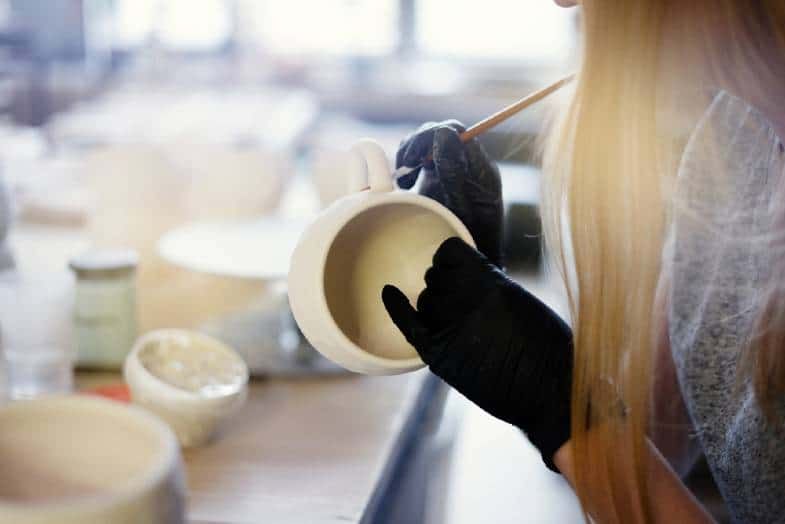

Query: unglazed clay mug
[
  {"left": 288, "top": 139, "right": 475, "bottom": 375},
  {"left": 0, "top": 395, "right": 186, "bottom": 524}
]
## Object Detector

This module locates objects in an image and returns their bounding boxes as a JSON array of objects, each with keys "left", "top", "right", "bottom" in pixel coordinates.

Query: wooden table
[
  {"left": 12, "top": 204, "right": 577, "bottom": 523},
  {"left": 10, "top": 222, "right": 450, "bottom": 524},
  {"left": 77, "top": 370, "right": 446, "bottom": 524}
]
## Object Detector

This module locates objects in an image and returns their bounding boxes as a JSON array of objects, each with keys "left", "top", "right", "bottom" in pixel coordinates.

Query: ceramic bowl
[
  {"left": 288, "top": 139, "right": 475, "bottom": 375},
  {"left": 0, "top": 395, "right": 185, "bottom": 524},
  {"left": 124, "top": 329, "right": 249, "bottom": 447}
]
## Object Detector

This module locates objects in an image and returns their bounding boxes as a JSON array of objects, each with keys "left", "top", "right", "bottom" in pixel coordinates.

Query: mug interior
[
  {"left": 324, "top": 202, "right": 462, "bottom": 361},
  {"left": 0, "top": 397, "right": 171, "bottom": 504}
]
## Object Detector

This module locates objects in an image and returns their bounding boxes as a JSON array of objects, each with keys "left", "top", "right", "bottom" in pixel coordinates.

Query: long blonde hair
[{"left": 542, "top": 1, "right": 785, "bottom": 520}]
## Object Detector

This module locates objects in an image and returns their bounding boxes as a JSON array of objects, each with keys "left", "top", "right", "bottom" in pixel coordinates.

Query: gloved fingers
[
  {"left": 415, "top": 286, "right": 438, "bottom": 322},
  {"left": 438, "top": 119, "right": 466, "bottom": 133},
  {"left": 422, "top": 319, "right": 470, "bottom": 375},
  {"left": 381, "top": 285, "right": 430, "bottom": 349},
  {"left": 395, "top": 127, "right": 431, "bottom": 190},
  {"left": 395, "top": 120, "right": 467, "bottom": 191},
  {"left": 462, "top": 167, "right": 503, "bottom": 204},
  {"left": 423, "top": 265, "right": 453, "bottom": 293},
  {"left": 416, "top": 169, "right": 449, "bottom": 206},
  {"left": 426, "top": 321, "right": 488, "bottom": 404},
  {"left": 432, "top": 127, "right": 473, "bottom": 221},
  {"left": 417, "top": 287, "right": 459, "bottom": 332},
  {"left": 395, "top": 123, "right": 433, "bottom": 189},
  {"left": 395, "top": 168, "right": 421, "bottom": 190},
  {"left": 422, "top": 262, "right": 494, "bottom": 322},
  {"left": 396, "top": 120, "right": 467, "bottom": 170},
  {"left": 481, "top": 339, "right": 525, "bottom": 422},
  {"left": 463, "top": 138, "right": 501, "bottom": 184},
  {"left": 396, "top": 121, "right": 437, "bottom": 171},
  {"left": 398, "top": 121, "right": 439, "bottom": 154},
  {"left": 432, "top": 237, "right": 488, "bottom": 269}
]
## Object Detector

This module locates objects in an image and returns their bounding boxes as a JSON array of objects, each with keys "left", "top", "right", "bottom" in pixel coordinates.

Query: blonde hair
[{"left": 542, "top": 0, "right": 785, "bottom": 520}]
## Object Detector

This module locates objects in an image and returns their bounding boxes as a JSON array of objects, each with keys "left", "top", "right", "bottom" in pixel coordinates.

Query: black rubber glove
[
  {"left": 396, "top": 120, "right": 504, "bottom": 268},
  {"left": 382, "top": 237, "right": 573, "bottom": 472}
]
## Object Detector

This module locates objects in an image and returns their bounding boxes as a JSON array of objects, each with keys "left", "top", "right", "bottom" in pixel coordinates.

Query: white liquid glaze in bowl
[{"left": 124, "top": 329, "right": 249, "bottom": 447}]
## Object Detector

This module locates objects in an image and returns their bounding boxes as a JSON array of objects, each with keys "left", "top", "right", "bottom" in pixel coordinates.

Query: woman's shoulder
[
  {"left": 679, "top": 91, "right": 779, "bottom": 186},
  {"left": 667, "top": 92, "right": 785, "bottom": 523},
  {"left": 667, "top": 88, "right": 781, "bottom": 410},
  {"left": 672, "top": 91, "right": 781, "bottom": 227}
]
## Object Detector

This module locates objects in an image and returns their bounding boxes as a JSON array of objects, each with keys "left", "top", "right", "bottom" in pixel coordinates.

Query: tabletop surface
[
  {"left": 10, "top": 178, "right": 577, "bottom": 524},
  {"left": 11, "top": 215, "right": 440, "bottom": 524},
  {"left": 78, "top": 370, "right": 429, "bottom": 524}
]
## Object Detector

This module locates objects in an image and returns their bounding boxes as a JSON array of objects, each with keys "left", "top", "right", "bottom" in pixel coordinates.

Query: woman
[{"left": 383, "top": 1, "right": 785, "bottom": 522}]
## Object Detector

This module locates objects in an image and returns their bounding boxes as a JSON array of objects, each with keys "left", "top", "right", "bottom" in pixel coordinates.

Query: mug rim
[
  {"left": 0, "top": 394, "right": 182, "bottom": 514},
  {"left": 316, "top": 190, "right": 476, "bottom": 371}
]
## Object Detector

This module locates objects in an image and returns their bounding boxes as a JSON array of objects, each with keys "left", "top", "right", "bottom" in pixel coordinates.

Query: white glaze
[
  {"left": 124, "top": 330, "right": 248, "bottom": 447},
  {"left": 137, "top": 332, "right": 246, "bottom": 397}
]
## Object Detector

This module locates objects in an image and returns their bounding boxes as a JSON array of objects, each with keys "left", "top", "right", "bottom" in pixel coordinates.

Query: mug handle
[{"left": 346, "top": 139, "right": 394, "bottom": 194}]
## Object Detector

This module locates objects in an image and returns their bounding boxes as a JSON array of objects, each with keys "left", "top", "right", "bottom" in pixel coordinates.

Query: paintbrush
[{"left": 393, "top": 73, "right": 574, "bottom": 179}]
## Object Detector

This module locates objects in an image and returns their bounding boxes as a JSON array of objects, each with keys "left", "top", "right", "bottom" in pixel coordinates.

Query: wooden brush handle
[
  {"left": 460, "top": 74, "right": 574, "bottom": 142},
  {"left": 393, "top": 74, "right": 575, "bottom": 174}
]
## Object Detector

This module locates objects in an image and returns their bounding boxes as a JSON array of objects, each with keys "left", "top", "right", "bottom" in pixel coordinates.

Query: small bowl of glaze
[{"left": 124, "top": 329, "right": 249, "bottom": 447}]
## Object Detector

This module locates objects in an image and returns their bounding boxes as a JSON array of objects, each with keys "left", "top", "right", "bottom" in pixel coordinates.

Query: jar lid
[{"left": 69, "top": 249, "right": 139, "bottom": 279}]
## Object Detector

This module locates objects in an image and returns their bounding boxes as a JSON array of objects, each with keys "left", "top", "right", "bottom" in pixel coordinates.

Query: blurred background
[
  {"left": 0, "top": 2, "right": 582, "bottom": 522},
  {"left": 0, "top": 0, "right": 576, "bottom": 344}
]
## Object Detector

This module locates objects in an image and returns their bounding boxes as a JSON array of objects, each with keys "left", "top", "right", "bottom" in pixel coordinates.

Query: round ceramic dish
[
  {"left": 0, "top": 395, "right": 185, "bottom": 524},
  {"left": 288, "top": 139, "right": 475, "bottom": 375},
  {"left": 124, "top": 329, "right": 249, "bottom": 447}
]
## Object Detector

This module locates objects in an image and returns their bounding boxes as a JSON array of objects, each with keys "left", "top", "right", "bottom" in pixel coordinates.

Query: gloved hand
[
  {"left": 382, "top": 237, "right": 573, "bottom": 472},
  {"left": 396, "top": 120, "right": 504, "bottom": 268}
]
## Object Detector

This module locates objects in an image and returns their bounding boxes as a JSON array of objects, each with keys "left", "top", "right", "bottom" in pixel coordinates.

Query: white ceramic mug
[
  {"left": 0, "top": 395, "right": 186, "bottom": 524},
  {"left": 288, "top": 139, "right": 475, "bottom": 375}
]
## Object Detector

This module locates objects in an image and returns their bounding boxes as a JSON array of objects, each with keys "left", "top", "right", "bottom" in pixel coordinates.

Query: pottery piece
[
  {"left": 0, "top": 395, "right": 185, "bottom": 524},
  {"left": 288, "top": 139, "right": 475, "bottom": 375}
]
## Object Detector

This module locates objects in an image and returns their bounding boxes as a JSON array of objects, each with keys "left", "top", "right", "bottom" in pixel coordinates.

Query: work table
[
  {"left": 11, "top": 220, "right": 448, "bottom": 524},
  {"left": 78, "top": 370, "right": 444, "bottom": 524},
  {"left": 13, "top": 204, "right": 578, "bottom": 523}
]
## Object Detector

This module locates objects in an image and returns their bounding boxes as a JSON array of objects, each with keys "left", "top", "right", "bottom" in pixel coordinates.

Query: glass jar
[{"left": 70, "top": 249, "right": 138, "bottom": 369}]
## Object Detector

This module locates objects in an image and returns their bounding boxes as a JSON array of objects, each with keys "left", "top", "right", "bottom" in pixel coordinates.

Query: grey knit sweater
[{"left": 668, "top": 92, "right": 785, "bottom": 523}]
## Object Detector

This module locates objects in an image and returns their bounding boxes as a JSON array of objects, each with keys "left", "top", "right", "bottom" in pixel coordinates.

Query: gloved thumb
[{"left": 382, "top": 285, "right": 429, "bottom": 350}]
